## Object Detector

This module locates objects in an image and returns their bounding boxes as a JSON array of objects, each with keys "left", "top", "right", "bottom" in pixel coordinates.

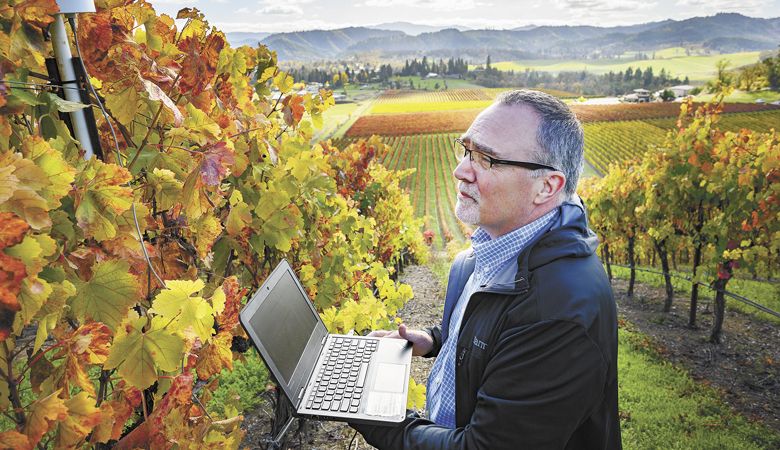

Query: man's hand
[{"left": 368, "top": 323, "right": 433, "bottom": 356}]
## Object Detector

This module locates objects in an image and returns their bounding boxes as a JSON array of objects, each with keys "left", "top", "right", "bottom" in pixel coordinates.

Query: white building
[{"left": 669, "top": 85, "right": 695, "bottom": 98}]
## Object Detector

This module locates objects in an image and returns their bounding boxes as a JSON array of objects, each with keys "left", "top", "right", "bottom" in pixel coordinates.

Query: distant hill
[
  {"left": 368, "top": 22, "right": 471, "bottom": 35},
  {"left": 255, "top": 13, "right": 780, "bottom": 62},
  {"left": 260, "top": 27, "right": 403, "bottom": 60},
  {"left": 226, "top": 32, "right": 271, "bottom": 47}
]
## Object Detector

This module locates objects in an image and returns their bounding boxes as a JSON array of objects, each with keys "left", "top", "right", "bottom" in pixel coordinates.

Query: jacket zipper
[{"left": 457, "top": 347, "right": 468, "bottom": 367}]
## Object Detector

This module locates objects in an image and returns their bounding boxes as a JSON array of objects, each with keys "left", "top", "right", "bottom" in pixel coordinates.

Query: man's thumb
[{"left": 398, "top": 323, "right": 410, "bottom": 340}]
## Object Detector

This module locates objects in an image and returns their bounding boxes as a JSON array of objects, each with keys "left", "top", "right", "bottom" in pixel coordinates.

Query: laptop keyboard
[{"left": 305, "top": 337, "right": 379, "bottom": 413}]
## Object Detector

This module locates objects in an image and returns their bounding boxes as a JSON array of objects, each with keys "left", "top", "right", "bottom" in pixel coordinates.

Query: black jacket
[{"left": 354, "top": 199, "right": 621, "bottom": 449}]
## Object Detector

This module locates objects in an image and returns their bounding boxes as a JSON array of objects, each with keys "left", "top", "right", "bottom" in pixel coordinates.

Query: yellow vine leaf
[
  {"left": 195, "top": 330, "right": 233, "bottom": 380},
  {"left": 225, "top": 192, "right": 251, "bottom": 236},
  {"left": 56, "top": 391, "right": 104, "bottom": 449},
  {"left": 71, "top": 259, "right": 139, "bottom": 331},
  {"left": 150, "top": 279, "right": 215, "bottom": 343},
  {"left": 0, "top": 430, "right": 32, "bottom": 450},
  {"left": 5, "top": 234, "right": 55, "bottom": 276},
  {"left": 32, "top": 281, "right": 73, "bottom": 354},
  {"left": 182, "top": 103, "right": 221, "bottom": 145},
  {"left": 105, "top": 313, "right": 185, "bottom": 389},
  {"left": 0, "top": 152, "right": 51, "bottom": 229},
  {"left": 73, "top": 158, "right": 133, "bottom": 242},
  {"left": 273, "top": 71, "right": 294, "bottom": 94},
  {"left": 0, "top": 165, "right": 18, "bottom": 204},
  {"left": 192, "top": 214, "right": 222, "bottom": 259},
  {"left": 320, "top": 306, "right": 339, "bottom": 333},
  {"left": 13, "top": 277, "right": 52, "bottom": 334},
  {"left": 23, "top": 389, "right": 68, "bottom": 448},
  {"left": 181, "top": 168, "right": 211, "bottom": 220},
  {"left": 146, "top": 167, "right": 183, "bottom": 211},
  {"left": 105, "top": 82, "right": 139, "bottom": 127},
  {"left": 406, "top": 378, "right": 426, "bottom": 410}
]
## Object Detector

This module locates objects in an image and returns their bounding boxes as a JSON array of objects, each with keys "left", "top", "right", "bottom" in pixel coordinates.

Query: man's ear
[{"left": 533, "top": 172, "right": 566, "bottom": 205}]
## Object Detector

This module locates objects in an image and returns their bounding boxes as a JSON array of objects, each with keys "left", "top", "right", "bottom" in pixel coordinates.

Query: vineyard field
[
  {"left": 346, "top": 110, "right": 480, "bottom": 136},
  {"left": 375, "top": 89, "right": 493, "bottom": 103},
  {"left": 583, "top": 121, "right": 669, "bottom": 174},
  {"left": 582, "top": 110, "right": 780, "bottom": 174},
  {"left": 371, "top": 100, "right": 493, "bottom": 114},
  {"left": 569, "top": 102, "right": 779, "bottom": 122},
  {"left": 346, "top": 103, "right": 780, "bottom": 137},
  {"left": 340, "top": 133, "right": 470, "bottom": 248},
  {"left": 644, "top": 109, "right": 780, "bottom": 134},
  {"left": 370, "top": 89, "right": 492, "bottom": 114}
]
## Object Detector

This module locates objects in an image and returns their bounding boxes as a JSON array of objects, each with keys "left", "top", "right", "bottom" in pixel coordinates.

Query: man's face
[{"left": 453, "top": 102, "right": 545, "bottom": 238}]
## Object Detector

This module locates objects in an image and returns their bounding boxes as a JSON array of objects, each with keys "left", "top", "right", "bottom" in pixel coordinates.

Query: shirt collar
[{"left": 470, "top": 209, "right": 558, "bottom": 284}]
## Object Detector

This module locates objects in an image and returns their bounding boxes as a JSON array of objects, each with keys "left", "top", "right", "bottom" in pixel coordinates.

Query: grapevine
[{"left": 0, "top": 2, "right": 425, "bottom": 447}]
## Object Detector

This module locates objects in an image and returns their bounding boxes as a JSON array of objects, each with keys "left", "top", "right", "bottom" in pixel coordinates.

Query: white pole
[{"left": 49, "top": 14, "right": 95, "bottom": 160}]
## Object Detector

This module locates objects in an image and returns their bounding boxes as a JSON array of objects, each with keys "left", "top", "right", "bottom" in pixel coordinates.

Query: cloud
[
  {"left": 215, "top": 19, "right": 353, "bottom": 33},
  {"left": 257, "top": 4, "right": 304, "bottom": 15},
  {"left": 255, "top": 0, "right": 319, "bottom": 16},
  {"left": 358, "top": 0, "right": 485, "bottom": 11},
  {"left": 555, "top": 0, "right": 656, "bottom": 12},
  {"left": 675, "top": 0, "right": 769, "bottom": 12},
  {"left": 152, "top": 0, "right": 199, "bottom": 5}
]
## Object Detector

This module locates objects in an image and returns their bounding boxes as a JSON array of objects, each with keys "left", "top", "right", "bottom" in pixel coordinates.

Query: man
[{"left": 352, "top": 90, "right": 621, "bottom": 449}]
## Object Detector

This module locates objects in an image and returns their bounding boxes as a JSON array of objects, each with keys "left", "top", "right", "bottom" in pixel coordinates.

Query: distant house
[
  {"left": 633, "top": 89, "right": 651, "bottom": 102},
  {"left": 623, "top": 89, "right": 651, "bottom": 103},
  {"left": 425, "top": 72, "right": 439, "bottom": 79},
  {"left": 305, "top": 82, "right": 323, "bottom": 93},
  {"left": 669, "top": 85, "right": 695, "bottom": 98}
]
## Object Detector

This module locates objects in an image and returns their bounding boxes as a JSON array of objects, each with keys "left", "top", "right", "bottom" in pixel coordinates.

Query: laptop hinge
[
  {"left": 297, "top": 387, "right": 305, "bottom": 401},
  {"left": 321, "top": 335, "right": 327, "bottom": 346}
]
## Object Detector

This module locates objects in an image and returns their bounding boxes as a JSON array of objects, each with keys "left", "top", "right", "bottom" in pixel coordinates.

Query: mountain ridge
[{"left": 232, "top": 13, "right": 780, "bottom": 62}]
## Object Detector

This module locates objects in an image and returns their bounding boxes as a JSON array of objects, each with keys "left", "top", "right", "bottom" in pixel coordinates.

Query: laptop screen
[{"left": 246, "top": 270, "right": 319, "bottom": 382}]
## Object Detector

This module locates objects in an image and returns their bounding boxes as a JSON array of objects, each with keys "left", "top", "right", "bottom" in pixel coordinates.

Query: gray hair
[{"left": 495, "top": 89, "right": 584, "bottom": 200}]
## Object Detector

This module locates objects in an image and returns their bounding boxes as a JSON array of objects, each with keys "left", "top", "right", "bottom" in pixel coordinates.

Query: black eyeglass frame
[{"left": 454, "top": 138, "right": 560, "bottom": 172}]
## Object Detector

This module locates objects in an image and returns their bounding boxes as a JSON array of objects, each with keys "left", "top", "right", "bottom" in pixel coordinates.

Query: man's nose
[{"left": 453, "top": 155, "right": 476, "bottom": 183}]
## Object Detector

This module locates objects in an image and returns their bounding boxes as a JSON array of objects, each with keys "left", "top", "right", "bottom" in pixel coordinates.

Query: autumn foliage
[
  {"left": 0, "top": 1, "right": 425, "bottom": 448},
  {"left": 582, "top": 96, "right": 780, "bottom": 343}
]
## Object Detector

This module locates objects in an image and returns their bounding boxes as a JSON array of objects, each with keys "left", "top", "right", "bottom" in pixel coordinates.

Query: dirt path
[
  {"left": 240, "top": 265, "right": 779, "bottom": 448},
  {"left": 611, "top": 278, "right": 780, "bottom": 433}
]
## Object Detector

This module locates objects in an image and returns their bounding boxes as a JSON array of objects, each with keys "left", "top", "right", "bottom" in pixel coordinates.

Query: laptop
[{"left": 239, "top": 259, "right": 413, "bottom": 425}]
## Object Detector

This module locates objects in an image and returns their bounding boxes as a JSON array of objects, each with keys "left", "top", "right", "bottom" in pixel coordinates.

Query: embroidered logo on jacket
[{"left": 473, "top": 336, "right": 487, "bottom": 350}]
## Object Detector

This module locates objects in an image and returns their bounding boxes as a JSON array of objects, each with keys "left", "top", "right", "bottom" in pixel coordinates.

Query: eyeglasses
[{"left": 455, "top": 138, "right": 559, "bottom": 172}]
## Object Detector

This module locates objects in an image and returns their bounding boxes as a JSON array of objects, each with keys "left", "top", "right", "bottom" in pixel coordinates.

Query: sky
[{"left": 150, "top": 0, "right": 780, "bottom": 33}]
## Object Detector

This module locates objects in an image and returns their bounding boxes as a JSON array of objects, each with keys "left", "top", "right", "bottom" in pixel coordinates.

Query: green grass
[
  {"left": 313, "top": 102, "right": 360, "bottom": 140},
  {"left": 618, "top": 324, "right": 780, "bottom": 449},
  {"left": 610, "top": 265, "right": 780, "bottom": 325},
  {"left": 390, "top": 76, "right": 480, "bottom": 90},
  {"left": 486, "top": 51, "right": 762, "bottom": 82},
  {"left": 317, "top": 94, "right": 378, "bottom": 140},
  {"left": 695, "top": 89, "right": 780, "bottom": 103},
  {"left": 208, "top": 351, "right": 270, "bottom": 416}
]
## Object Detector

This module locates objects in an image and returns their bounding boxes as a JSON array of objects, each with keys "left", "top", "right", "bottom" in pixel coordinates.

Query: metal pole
[{"left": 49, "top": 14, "right": 95, "bottom": 159}]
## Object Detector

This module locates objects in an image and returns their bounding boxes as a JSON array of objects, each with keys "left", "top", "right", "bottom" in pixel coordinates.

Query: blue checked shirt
[{"left": 426, "top": 209, "right": 558, "bottom": 428}]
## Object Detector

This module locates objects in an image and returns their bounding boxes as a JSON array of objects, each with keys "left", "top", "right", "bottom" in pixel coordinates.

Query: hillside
[{"left": 258, "top": 13, "right": 780, "bottom": 61}]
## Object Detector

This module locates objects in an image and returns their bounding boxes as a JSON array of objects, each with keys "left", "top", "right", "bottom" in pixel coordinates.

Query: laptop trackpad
[
  {"left": 373, "top": 363, "right": 406, "bottom": 392},
  {"left": 365, "top": 363, "right": 406, "bottom": 417}
]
